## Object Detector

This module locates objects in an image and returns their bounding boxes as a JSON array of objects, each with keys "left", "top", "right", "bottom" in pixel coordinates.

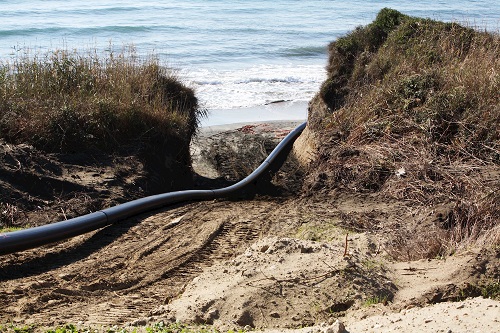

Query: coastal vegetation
[
  {"left": 0, "top": 47, "right": 202, "bottom": 154},
  {"left": 306, "top": 8, "right": 499, "bottom": 259}
]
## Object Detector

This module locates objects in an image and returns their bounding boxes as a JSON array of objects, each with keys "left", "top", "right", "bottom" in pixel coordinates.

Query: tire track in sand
[{"left": 0, "top": 200, "right": 275, "bottom": 326}]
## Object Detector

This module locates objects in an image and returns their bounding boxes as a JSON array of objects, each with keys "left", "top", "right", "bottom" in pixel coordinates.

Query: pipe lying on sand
[{"left": 0, "top": 122, "right": 307, "bottom": 255}]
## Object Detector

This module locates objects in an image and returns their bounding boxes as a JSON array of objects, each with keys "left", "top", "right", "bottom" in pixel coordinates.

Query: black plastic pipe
[{"left": 0, "top": 122, "right": 307, "bottom": 255}]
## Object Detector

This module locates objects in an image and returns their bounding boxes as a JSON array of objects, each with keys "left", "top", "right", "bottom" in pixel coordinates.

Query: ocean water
[{"left": 1, "top": 0, "right": 499, "bottom": 124}]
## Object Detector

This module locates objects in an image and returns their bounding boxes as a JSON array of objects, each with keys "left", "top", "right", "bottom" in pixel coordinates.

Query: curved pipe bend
[{"left": 0, "top": 122, "right": 307, "bottom": 255}]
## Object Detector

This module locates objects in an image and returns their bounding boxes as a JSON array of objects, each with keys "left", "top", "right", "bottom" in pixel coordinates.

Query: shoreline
[
  {"left": 197, "top": 120, "right": 304, "bottom": 137},
  {"left": 200, "top": 100, "right": 308, "bottom": 127}
]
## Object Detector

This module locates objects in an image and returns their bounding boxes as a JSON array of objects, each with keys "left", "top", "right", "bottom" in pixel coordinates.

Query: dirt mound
[
  {"left": 156, "top": 237, "right": 395, "bottom": 331},
  {"left": 0, "top": 140, "right": 147, "bottom": 229}
]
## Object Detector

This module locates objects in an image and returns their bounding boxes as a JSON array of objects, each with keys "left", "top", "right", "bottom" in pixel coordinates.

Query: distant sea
[{"left": 1, "top": 1, "right": 499, "bottom": 125}]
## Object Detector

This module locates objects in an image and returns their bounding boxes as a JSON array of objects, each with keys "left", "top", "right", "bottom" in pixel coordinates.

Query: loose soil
[
  {"left": 0, "top": 141, "right": 147, "bottom": 229},
  {"left": 0, "top": 122, "right": 499, "bottom": 332}
]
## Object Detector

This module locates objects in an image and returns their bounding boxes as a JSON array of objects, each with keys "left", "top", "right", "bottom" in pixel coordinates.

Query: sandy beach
[{"left": 201, "top": 101, "right": 308, "bottom": 127}]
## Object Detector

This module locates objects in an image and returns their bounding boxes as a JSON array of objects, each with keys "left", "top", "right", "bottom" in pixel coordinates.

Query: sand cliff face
[
  {"left": 292, "top": 124, "right": 317, "bottom": 167},
  {"left": 292, "top": 93, "right": 331, "bottom": 167}
]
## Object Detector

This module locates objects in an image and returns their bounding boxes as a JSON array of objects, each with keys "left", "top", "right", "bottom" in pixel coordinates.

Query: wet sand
[{"left": 201, "top": 100, "right": 308, "bottom": 127}]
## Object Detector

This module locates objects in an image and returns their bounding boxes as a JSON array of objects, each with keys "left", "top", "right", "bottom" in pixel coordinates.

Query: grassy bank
[
  {"left": 305, "top": 8, "right": 499, "bottom": 258},
  {"left": 0, "top": 47, "right": 203, "bottom": 154}
]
